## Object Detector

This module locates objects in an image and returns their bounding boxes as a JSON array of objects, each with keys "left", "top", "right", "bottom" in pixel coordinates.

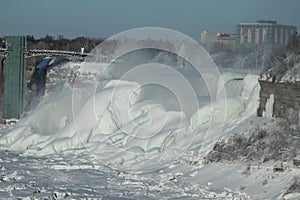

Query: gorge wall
[{"left": 257, "top": 80, "right": 300, "bottom": 124}]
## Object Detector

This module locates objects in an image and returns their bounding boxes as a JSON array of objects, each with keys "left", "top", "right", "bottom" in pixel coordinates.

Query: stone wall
[{"left": 257, "top": 80, "right": 300, "bottom": 124}]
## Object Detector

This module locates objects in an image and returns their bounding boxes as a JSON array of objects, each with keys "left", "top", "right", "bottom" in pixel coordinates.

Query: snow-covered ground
[{"left": 0, "top": 53, "right": 299, "bottom": 199}]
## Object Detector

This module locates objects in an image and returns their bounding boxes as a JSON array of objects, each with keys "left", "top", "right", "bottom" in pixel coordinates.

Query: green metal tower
[{"left": 3, "top": 36, "right": 27, "bottom": 119}]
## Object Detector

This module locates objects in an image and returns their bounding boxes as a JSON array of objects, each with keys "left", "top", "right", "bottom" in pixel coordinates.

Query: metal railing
[{"left": 0, "top": 48, "right": 93, "bottom": 59}]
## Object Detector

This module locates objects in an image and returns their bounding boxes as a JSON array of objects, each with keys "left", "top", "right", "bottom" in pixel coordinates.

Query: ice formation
[{"left": 0, "top": 58, "right": 261, "bottom": 172}]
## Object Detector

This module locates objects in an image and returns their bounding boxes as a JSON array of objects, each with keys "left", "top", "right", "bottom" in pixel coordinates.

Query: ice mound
[
  {"left": 0, "top": 65, "right": 261, "bottom": 171},
  {"left": 190, "top": 73, "right": 260, "bottom": 130},
  {"left": 187, "top": 73, "right": 260, "bottom": 156},
  {"left": 0, "top": 79, "right": 190, "bottom": 169}
]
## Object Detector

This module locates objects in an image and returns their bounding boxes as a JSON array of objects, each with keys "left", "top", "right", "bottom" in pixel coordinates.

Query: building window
[
  {"left": 262, "top": 28, "right": 267, "bottom": 43},
  {"left": 248, "top": 28, "right": 252, "bottom": 43},
  {"left": 255, "top": 28, "right": 260, "bottom": 44},
  {"left": 285, "top": 29, "right": 289, "bottom": 44},
  {"left": 280, "top": 29, "right": 284, "bottom": 44},
  {"left": 240, "top": 28, "right": 244, "bottom": 43}
]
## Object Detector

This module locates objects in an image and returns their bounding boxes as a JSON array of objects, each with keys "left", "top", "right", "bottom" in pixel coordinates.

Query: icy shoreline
[{"left": 0, "top": 147, "right": 299, "bottom": 199}]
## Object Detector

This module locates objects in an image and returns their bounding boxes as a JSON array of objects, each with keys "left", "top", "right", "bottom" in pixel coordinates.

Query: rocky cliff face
[{"left": 257, "top": 80, "right": 300, "bottom": 124}]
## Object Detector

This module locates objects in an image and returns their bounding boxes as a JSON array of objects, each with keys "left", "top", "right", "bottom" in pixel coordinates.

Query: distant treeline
[
  {"left": 26, "top": 35, "right": 104, "bottom": 53},
  {"left": 0, "top": 35, "right": 104, "bottom": 53},
  {"left": 0, "top": 35, "right": 114, "bottom": 66}
]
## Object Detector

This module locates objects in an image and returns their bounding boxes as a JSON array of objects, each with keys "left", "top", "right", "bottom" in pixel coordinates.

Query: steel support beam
[{"left": 2, "top": 36, "right": 27, "bottom": 119}]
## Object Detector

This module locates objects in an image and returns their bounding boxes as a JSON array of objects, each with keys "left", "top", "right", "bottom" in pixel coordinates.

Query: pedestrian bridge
[
  {"left": 0, "top": 47, "right": 92, "bottom": 60},
  {"left": 27, "top": 49, "right": 93, "bottom": 59},
  {"left": 0, "top": 36, "right": 104, "bottom": 119}
]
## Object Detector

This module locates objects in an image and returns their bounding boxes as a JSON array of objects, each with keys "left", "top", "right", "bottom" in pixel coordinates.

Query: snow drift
[{"left": 206, "top": 118, "right": 300, "bottom": 162}]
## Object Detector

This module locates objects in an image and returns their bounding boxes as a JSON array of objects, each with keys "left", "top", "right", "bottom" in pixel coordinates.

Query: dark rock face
[{"left": 257, "top": 80, "right": 300, "bottom": 125}]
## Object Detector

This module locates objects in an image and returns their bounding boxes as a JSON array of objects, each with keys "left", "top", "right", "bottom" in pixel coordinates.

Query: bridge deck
[
  {"left": 27, "top": 49, "right": 93, "bottom": 58},
  {"left": 0, "top": 48, "right": 93, "bottom": 59}
]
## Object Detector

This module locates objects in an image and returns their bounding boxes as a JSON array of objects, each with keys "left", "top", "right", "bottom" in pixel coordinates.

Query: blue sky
[{"left": 0, "top": 0, "right": 299, "bottom": 40}]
